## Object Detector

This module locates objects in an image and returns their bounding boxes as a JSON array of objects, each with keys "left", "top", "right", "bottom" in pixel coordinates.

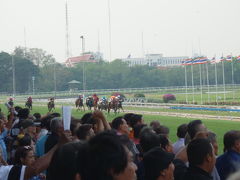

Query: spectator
[
  {"left": 81, "top": 131, "right": 137, "bottom": 180},
  {"left": 216, "top": 130, "right": 240, "bottom": 180},
  {"left": 173, "top": 123, "right": 188, "bottom": 154},
  {"left": 184, "top": 138, "right": 216, "bottom": 180},
  {"left": 76, "top": 124, "right": 95, "bottom": 141},
  {"left": 159, "top": 134, "right": 173, "bottom": 153},
  {"left": 154, "top": 125, "right": 170, "bottom": 137},
  {"left": 143, "top": 147, "right": 175, "bottom": 180},
  {"left": 150, "top": 120, "right": 161, "bottom": 130},
  {"left": 112, "top": 116, "right": 130, "bottom": 135},
  {"left": 187, "top": 120, "right": 207, "bottom": 140}
]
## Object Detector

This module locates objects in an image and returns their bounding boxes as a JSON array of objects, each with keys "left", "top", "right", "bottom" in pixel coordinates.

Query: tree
[{"left": 14, "top": 46, "right": 56, "bottom": 67}]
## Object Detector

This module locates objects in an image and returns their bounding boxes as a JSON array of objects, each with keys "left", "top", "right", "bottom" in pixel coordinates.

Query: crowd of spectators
[{"left": 0, "top": 105, "right": 240, "bottom": 180}]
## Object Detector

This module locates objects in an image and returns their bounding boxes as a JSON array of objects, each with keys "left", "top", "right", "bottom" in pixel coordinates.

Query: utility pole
[{"left": 80, "top": 36, "right": 86, "bottom": 92}]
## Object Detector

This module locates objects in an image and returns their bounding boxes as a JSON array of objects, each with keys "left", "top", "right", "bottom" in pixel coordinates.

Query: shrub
[
  {"left": 134, "top": 93, "right": 145, "bottom": 98},
  {"left": 162, "top": 94, "right": 176, "bottom": 103}
]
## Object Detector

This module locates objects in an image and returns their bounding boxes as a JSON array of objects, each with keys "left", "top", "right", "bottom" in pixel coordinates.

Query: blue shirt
[
  {"left": 36, "top": 134, "right": 49, "bottom": 157},
  {"left": 216, "top": 150, "right": 240, "bottom": 180},
  {"left": 0, "top": 128, "right": 8, "bottom": 161}
]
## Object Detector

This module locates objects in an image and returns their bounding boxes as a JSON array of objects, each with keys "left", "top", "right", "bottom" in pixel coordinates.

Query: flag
[
  {"left": 127, "top": 54, "right": 131, "bottom": 58},
  {"left": 210, "top": 57, "right": 216, "bottom": 64},
  {"left": 226, "top": 55, "right": 232, "bottom": 61},
  {"left": 182, "top": 58, "right": 193, "bottom": 65},
  {"left": 198, "top": 57, "right": 209, "bottom": 64},
  {"left": 219, "top": 56, "right": 226, "bottom": 62},
  {"left": 236, "top": 56, "right": 240, "bottom": 61}
]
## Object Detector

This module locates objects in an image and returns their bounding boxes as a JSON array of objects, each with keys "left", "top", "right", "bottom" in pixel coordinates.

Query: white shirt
[
  {"left": 0, "top": 165, "right": 26, "bottom": 180},
  {"left": 173, "top": 138, "right": 185, "bottom": 155}
]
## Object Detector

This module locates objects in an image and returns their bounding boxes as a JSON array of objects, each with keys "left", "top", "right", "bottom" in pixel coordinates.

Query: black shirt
[{"left": 184, "top": 165, "right": 213, "bottom": 180}]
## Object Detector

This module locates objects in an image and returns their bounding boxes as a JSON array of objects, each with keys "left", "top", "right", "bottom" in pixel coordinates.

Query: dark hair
[
  {"left": 111, "top": 116, "right": 124, "bottom": 130},
  {"left": 123, "top": 113, "right": 135, "bottom": 125},
  {"left": 18, "top": 134, "right": 32, "bottom": 147},
  {"left": 140, "top": 131, "right": 161, "bottom": 153},
  {"left": 48, "top": 142, "right": 85, "bottom": 180},
  {"left": 154, "top": 125, "right": 169, "bottom": 136},
  {"left": 81, "top": 113, "right": 93, "bottom": 124},
  {"left": 150, "top": 120, "right": 161, "bottom": 129},
  {"left": 82, "top": 131, "right": 128, "bottom": 180},
  {"left": 187, "top": 138, "right": 213, "bottom": 166},
  {"left": 159, "top": 134, "right": 170, "bottom": 150},
  {"left": 126, "top": 114, "right": 143, "bottom": 128},
  {"left": 223, "top": 130, "right": 240, "bottom": 152},
  {"left": 14, "top": 146, "right": 33, "bottom": 165},
  {"left": 50, "top": 113, "right": 61, "bottom": 118},
  {"left": 18, "top": 108, "right": 30, "bottom": 119},
  {"left": 177, "top": 124, "right": 188, "bottom": 138},
  {"left": 40, "top": 115, "right": 52, "bottom": 130},
  {"left": 70, "top": 119, "right": 81, "bottom": 136},
  {"left": 33, "top": 113, "right": 41, "bottom": 120},
  {"left": 207, "top": 131, "right": 217, "bottom": 144},
  {"left": 76, "top": 124, "right": 93, "bottom": 140},
  {"left": 133, "top": 124, "right": 147, "bottom": 139},
  {"left": 14, "top": 106, "right": 22, "bottom": 113},
  {"left": 187, "top": 120, "right": 203, "bottom": 139}
]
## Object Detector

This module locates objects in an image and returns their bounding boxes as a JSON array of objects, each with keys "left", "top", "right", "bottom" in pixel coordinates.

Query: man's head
[
  {"left": 143, "top": 147, "right": 175, "bottom": 180},
  {"left": 187, "top": 138, "right": 216, "bottom": 173},
  {"left": 18, "top": 108, "right": 30, "bottom": 120},
  {"left": 187, "top": 120, "right": 207, "bottom": 140},
  {"left": 76, "top": 124, "right": 95, "bottom": 141},
  {"left": 140, "top": 130, "right": 161, "bottom": 153},
  {"left": 50, "top": 117, "right": 63, "bottom": 135},
  {"left": 207, "top": 131, "right": 218, "bottom": 156},
  {"left": 112, "top": 116, "right": 129, "bottom": 135},
  {"left": 177, "top": 123, "right": 188, "bottom": 139},
  {"left": 82, "top": 131, "right": 137, "bottom": 180},
  {"left": 223, "top": 130, "right": 240, "bottom": 153}
]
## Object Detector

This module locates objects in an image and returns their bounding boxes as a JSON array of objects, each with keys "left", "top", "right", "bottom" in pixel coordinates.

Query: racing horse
[
  {"left": 48, "top": 99, "right": 55, "bottom": 112},
  {"left": 25, "top": 100, "right": 32, "bottom": 110},
  {"left": 117, "top": 98, "right": 124, "bottom": 113},
  {"left": 86, "top": 96, "right": 94, "bottom": 110},
  {"left": 108, "top": 98, "right": 119, "bottom": 114},
  {"left": 75, "top": 98, "right": 85, "bottom": 111},
  {"left": 98, "top": 99, "right": 108, "bottom": 111}
]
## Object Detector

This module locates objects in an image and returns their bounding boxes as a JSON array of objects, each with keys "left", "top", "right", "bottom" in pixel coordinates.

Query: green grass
[
  {"left": 1, "top": 104, "right": 239, "bottom": 154},
  {"left": 125, "top": 106, "right": 240, "bottom": 117}
]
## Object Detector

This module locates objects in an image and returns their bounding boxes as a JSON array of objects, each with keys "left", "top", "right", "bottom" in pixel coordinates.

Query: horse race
[{"left": 1, "top": 1, "right": 240, "bottom": 180}]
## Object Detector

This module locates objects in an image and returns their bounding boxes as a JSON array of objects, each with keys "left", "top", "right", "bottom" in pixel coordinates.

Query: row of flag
[{"left": 181, "top": 55, "right": 240, "bottom": 65}]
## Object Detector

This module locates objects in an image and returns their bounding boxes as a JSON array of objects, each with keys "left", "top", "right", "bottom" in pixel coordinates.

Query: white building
[{"left": 121, "top": 54, "right": 188, "bottom": 67}]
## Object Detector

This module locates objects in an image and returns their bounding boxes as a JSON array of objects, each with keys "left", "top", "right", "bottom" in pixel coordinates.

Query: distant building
[
  {"left": 121, "top": 54, "right": 188, "bottom": 67},
  {"left": 65, "top": 52, "right": 103, "bottom": 67}
]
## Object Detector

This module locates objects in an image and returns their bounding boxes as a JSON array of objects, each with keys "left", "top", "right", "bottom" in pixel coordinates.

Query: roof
[
  {"left": 68, "top": 80, "right": 81, "bottom": 84},
  {"left": 65, "top": 54, "right": 97, "bottom": 67}
]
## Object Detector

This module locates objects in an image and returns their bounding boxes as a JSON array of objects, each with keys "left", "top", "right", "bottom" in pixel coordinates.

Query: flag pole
[
  {"left": 206, "top": 61, "right": 210, "bottom": 103},
  {"left": 191, "top": 62, "right": 195, "bottom": 104},
  {"left": 222, "top": 56, "right": 226, "bottom": 102},
  {"left": 184, "top": 65, "right": 188, "bottom": 104},
  {"left": 214, "top": 56, "right": 218, "bottom": 105},
  {"left": 199, "top": 63, "right": 203, "bottom": 104},
  {"left": 231, "top": 54, "right": 235, "bottom": 101}
]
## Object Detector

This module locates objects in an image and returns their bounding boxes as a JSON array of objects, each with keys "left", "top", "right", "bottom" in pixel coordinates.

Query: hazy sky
[{"left": 1, "top": 0, "right": 239, "bottom": 62}]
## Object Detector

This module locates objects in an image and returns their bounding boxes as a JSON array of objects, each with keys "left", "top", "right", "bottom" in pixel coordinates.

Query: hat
[
  {"left": 21, "top": 120, "right": 35, "bottom": 129},
  {"left": 143, "top": 147, "right": 174, "bottom": 179}
]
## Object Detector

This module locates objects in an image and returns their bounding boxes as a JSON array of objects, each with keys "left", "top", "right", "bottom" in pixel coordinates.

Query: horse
[
  {"left": 86, "top": 97, "right": 94, "bottom": 110},
  {"left": 48, "top": 101, "right": 55, "bottom": 112},
  {"left": 117, "top": 98, "right": 124, "bottom": 113},
  {"left": 98, "top": 99, "right": 108, "bottom": 111},
  {"left": 108, "top": 98, "right": 119, "bottom": 114},
  {"left": 25, "top": 100, "right": 32, "bottom": 110},
  {"left": 75, "top": 98, "right": 85, "bottom": 111}
]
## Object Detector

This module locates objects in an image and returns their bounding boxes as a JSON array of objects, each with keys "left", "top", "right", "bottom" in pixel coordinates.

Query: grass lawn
[{"left": 1, "top": 104, "right": 239, "bottom": 154}]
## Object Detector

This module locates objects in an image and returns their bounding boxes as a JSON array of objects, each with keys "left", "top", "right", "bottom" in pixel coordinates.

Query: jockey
[
  {"left": 101, "top": 96, "right": 107, "bottom": 103},
  {"left": 110, "top": 96, "right": 116, "bottom": 101},
  {"left": 92, "top": 94, "right": 99, "bottom": 103},
  {"left": 50, "top": 97, "right": 54, "bottom": 102},
  {"left": 27, "top": 96, "right": 32, "bottom": 103},
  {"left": 8, "top": 97, "right": 14, "bottom": 107}
]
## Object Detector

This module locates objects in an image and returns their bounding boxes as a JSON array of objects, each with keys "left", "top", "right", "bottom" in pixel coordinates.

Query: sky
[{"left": 0, "top": 0, "right": 240, "bottom": 63}]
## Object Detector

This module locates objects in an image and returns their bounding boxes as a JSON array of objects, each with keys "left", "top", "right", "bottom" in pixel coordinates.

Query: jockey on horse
[
  {"left": 48, "top": 97, "right": 55, "bottom": 112},
  {"left": 75, "top": 95, "right": 85, "bottom": 111},
  {"left": 92, "top": 94, "right": 99, "bottom": 111},
  {"left": 25, "top": 96, "right": 33, "bottom": 110},
  {"left": 108, "top": 96, "right": 119, "bottom": 114},
  {"left": 98, "top": 96, "right": 108, "bottom": 111},
  {"left": 86, "top": 96, "right": 94, "bottom": 110}
]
